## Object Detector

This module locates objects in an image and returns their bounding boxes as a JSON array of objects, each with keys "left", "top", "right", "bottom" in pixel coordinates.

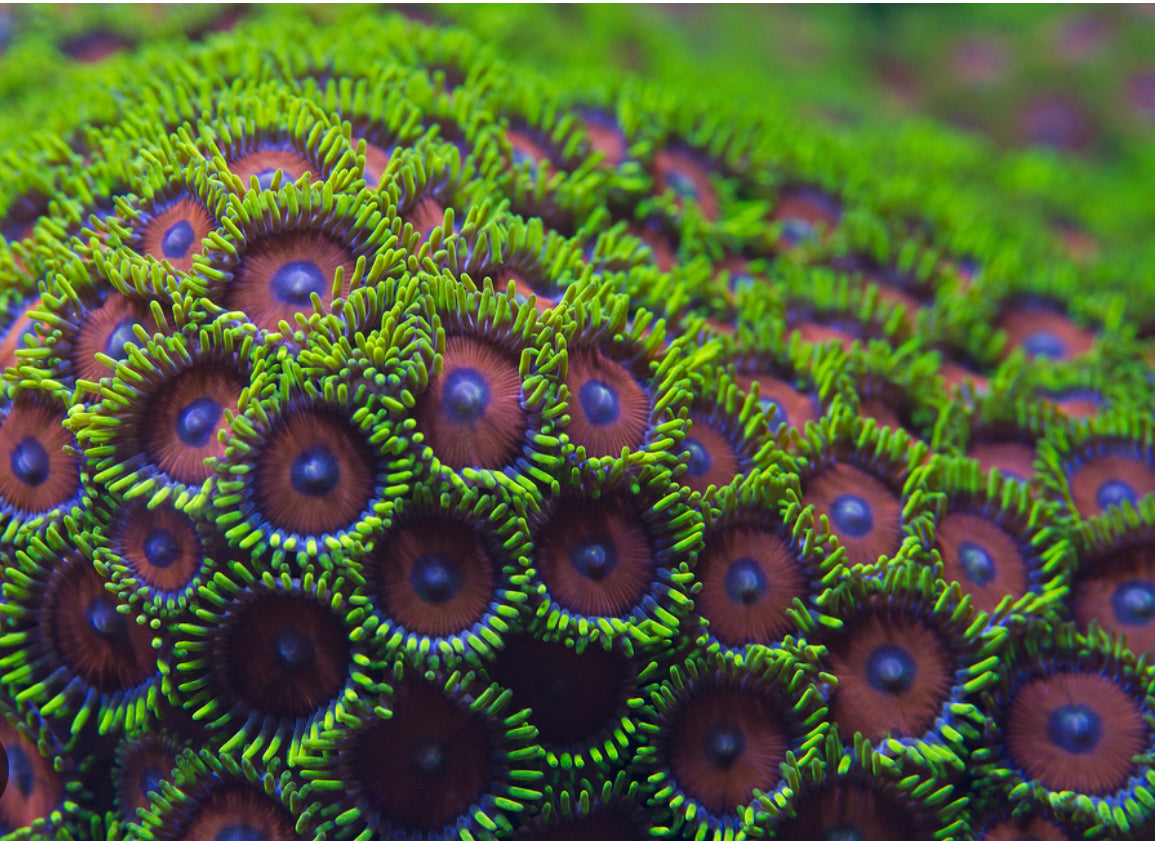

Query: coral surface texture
[{"left": 0, "top": 5, "right": 1153, "bottom": 841}]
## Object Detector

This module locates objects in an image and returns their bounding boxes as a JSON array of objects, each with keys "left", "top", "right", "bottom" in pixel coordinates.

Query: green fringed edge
[
  {"left": 388, "top": 134, "right": 506, "bottom": 271},
  {"left": 761, "top": 729, "right": 972, "bottom": 840},
  {"left": 108, "top": 725, "right": 194, "bottom": 825},
  {"left": 0, "top": 378, "right": 92, "bottom": 546},
  {"left": 0, "top": 240, "right": 43, "bottom": 317},
  {"left": 394, "top": 60, "right": 507, "bottom": 163},
  {"left": 18, "top": 241, "right": 173, "bottom": 395},
  {"left": 1067, "top": 493, "right": 1155, "bottom": 648},
  {"left": 976, "top": 622, "right": 1155, "bottom": 839},
  {"left": 489, "top": 71, "right": 636, "bottom": 179},
  {"left": 840, "top": 338, "right": 955, "bottom": 444},
  {"left": 167, "top": 562, "right": 386, "bottom": 767},
  {"left": 544, "top": 286, "right": 718, "bottom": 479},
  {"left": 357, "top": 473, "right": 534, "bottom": 673},
  {"left": 906, "top": 453, "right": 1073, "bottom": 630},
  {"left": 742, "top": 167, "right": 853, "bottom": 270},
  {"left": 813, "top": 205, "right": 954, "bottom": 317},
  {"left": 298, "top": 68, "right": 426, "bottom": 149},
  {"left": 13, "top": 151, "right": 130, "bottom": 266},
  {"left": 199, "top": 360, "right": 413, "bottom": 573},
  {"left": 721, "top": 302, "right": 853, "bottom": 443},
  {"left": 1010, "top": 347, "right": 1155, "bottom": 425},
  {"left": 692, "top": 466, "right": 848, "bottom": 654},
  {"left": 195, "top": 179, "right": 405, "bottom": 343},
  {"left": 1034, "top": 402, "right": 1155, "bottom": 524},
  {"left": 633, "top": 84, "right": 777, "bottom": 243},
  {"left": 0, "top": 523, "right": 163, "bottom": 741},
  {"left": 65, "top": 311, "right": 269, "bottom": 513},
  {"left": 195, "top": 81, "right": 363, "bottom": 196},
  {"left": 398, "top": 268, "right": 563, "bottom": 497},
  {"left": 538, "top": 69, "right": 657, "bottom": 205},
  {"left": 0, "top": 143, "right": 71, "bottom": 252},
  {"left": 672, "top": 363, "right": 780, "bottom": 505},
  {"left": 478, "top": 613, "right": 667, "bottom": 779},
  {"left": 88, "top": 491, "right": 230, "bottom": 624},
  {"left": 475, "top": 75, "right": 613, "bottom": 236},
  {"left": 70, "top": 810, "right": 125, "bottom": 841},
  {"left": 810, "top": 561, "right": 1008, "bottom": 776},
  {"left": 296, "top": 664, "right": 544, "bottom": 841},
  {"left": 917, "top": 275, "right": 1009, "bottom": 400},
  {"left": 975, "top": 258, "right": 1130, "bottom": 363},
  {"left": 787, "top": 397, "right": 936, "bottom": 573},
  {"left": 343, "top": 10, "right": 507, "bottom": 102},
  {"left": 456, "top": 212, "right": 595, "bottom": 312},
  {"left": 93, "top": 145, "right": 231, "bottom": 293},
  {"left": 930, "top": 372, "right": 1064, "bottom": 477},
  {"left": 0, "top": 285, "right": 45, "bottom": 375},
  {"left": 635, "top": 645, "right": 832, "bottom": 841},
  {"left": 524, "top": 460, "right": 702, "bottom": 653},
  {"left": 124, "top": 747, "right": 324, "bottom": 841},
  {"left": 89, "top": 56, "right": 233, "bottom": 156},
  {"left": 0, "top": 695, "right": 88, "bottom": 839},
  {"left": 577, "top": 212, "right": 690, "bottom": 277},
  {"left": 777, "top": 262, "right": 915, "bottom": 351},
  {"left": 295, "top": 274, "right": 435, "bottom": 416},
  {"left": 529, "top": 768, "right": 660, "bottom": 840},
  {"left": 605, "top": 254, "right": 720, "bottom": 331},
  {"left": 1067, "top": 335, "right": 1155, "bottom": 417}
]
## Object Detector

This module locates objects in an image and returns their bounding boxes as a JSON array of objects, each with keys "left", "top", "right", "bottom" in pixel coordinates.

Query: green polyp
[{"left": 0, "top": 7, "right": 1150, "bottom": 841}]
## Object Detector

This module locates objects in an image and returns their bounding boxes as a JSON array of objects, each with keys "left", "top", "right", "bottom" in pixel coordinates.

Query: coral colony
[{"left": 0, "top": 6, "right": 1154, "bottom": 841}]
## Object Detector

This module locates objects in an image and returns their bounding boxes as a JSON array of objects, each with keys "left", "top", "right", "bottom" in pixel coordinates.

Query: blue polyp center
[
  {"left": 410, "top": 552, "right": 462, "bottom": 604},
  {"left": 441, "top": 368, "right": 490, "bottom": 425},
  {"left": 270, "top": 260, "right": 326, "bottom": 306},
  {"left": 729, "top": 273, "right": 755, "bottom": 294},
  {"left": 1047, "top": 704, "right": 1103, "bottom": 755},
  {"left": 214, "top": 827, "right": 267, "bottom": 841},
  {"left": 1021, "top": 330, "right": 1066, "bottom": 359},
  {"left": 511, "top": 147, "right": 534, "bottom": 168},
  {"left": 823, "top": 827, "right": 864, "bottom": 841},
  {"left": 10, "top": 436, "right": 49, "bottom": 486},
  {"left": 830, "top": 495, "right": 873, "bottom": 538},
  {"left": 701, "top": 721, "right": 745, "bottom": 769},
  {"left": 760, "top": 399, "right": 788, "bottom": 431},
  {"left": 104, "top": 317, "right": 143, "bottom": 362},
  {"left": 579, "top": 379, "right": 620, "bottom": 426},
  {"left": 570, "top": 536, "right": 618, "bottom": 582},
  {"left": 1097, "top": 479, "right": 1138, "bottom": 512},
  {"left": 1112, "top": 581, "right": 1155, "bottom": 626},
  {"left": 160, "top": 219, "right": 195, "bottom": 259},
  {"left": 86, "top": 594, "right": 126, "bottom": 639},
  {"left": 271, "top": 628, "right": 316, "bottom": 676},
  {"left": 254, "top": 168, "right": 281, "bottom": 191},
  {"left": 8, "top": 744, "right": 33, "bottom": 797},
  {"left": 143, "top": 528, "right": 180, "bottom": 569},
  {"left": 665, "top": 169, "right": 699, "bottom": 200},
  {"left": 724, "top": 558, "right": 767, "bottom": 606},
  {"left": 680, "top": 437, "right": 711, "bottom": 477},
  {"left": 865, "top": 644, "right": 916, "bottom": 695},
  {"left": 410, "top": 740, "right": 447, "bottom": 776},
  {"left": 289, "top": 445, "right": 340, "bottom": 498},
  {"left": 780, "top": 218, "right": 815, "bottom": 246},
  {"left": 139, "top": 765, "right": 165, "bottom": 799},
  {"left": 175, "top": 396, "right": 223, "bottom": 448},
  {"left": 957, "top": 541, "right": 995, "bottom": 585}
]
